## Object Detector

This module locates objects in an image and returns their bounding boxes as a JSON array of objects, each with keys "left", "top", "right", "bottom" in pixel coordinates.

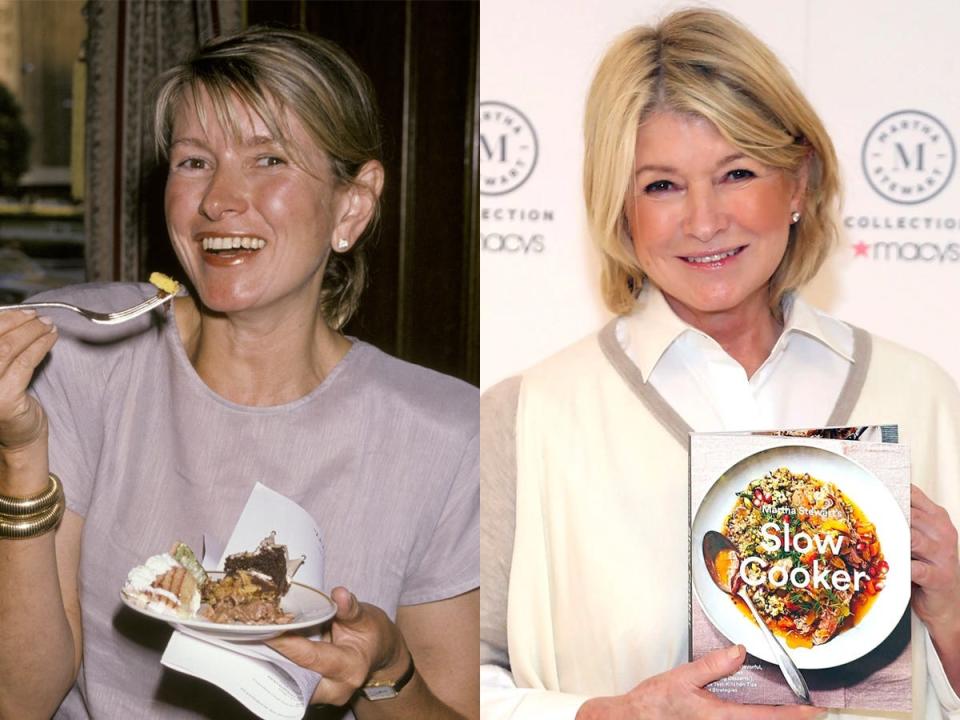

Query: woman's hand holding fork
[{"left": 0, "top": 309, "right": 57, "bottom": 496}]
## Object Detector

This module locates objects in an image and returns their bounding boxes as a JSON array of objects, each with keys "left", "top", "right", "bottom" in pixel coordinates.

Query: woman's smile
[
  {"left": 164, "top": 89, "right": 345, "bottom": 315},
  {"left": 679, "top": 245, "right": 746, "bottom": 267},
  {"left": 200, "top": 236, "right": 267, "bottom": 252},
  {"left": 196, "top": 234, "right": 268, "bottom": 267},
  {"left": 625, "top": 111, "right": 805, "bottom": 328}
]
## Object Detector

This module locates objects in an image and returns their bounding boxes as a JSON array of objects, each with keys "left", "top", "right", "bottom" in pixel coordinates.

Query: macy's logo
[{"left": 852, "top": 239, "right": 960, "bottom": 261}]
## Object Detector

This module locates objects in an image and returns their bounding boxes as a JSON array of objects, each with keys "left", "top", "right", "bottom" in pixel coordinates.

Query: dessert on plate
[
  {"left": 122, "top": 533, "right": 304, "bottom": 625},
  {"left": 201, "top": 533, "right": 304, "bottom": 624},
  {"left": 121, "top": 542, "right": 207, "bottom": 618}
]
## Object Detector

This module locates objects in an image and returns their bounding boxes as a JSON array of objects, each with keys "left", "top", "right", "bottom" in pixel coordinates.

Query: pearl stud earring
[
  {"left": 337, "top": 238, "right": 349, "bottom": 250},
  {"left": 790, "top": 211, "right": 801, "bottom": 224}
]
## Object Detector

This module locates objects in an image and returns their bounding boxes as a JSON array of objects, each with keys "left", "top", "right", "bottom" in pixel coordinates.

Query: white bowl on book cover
[{"left": 691, "top": 444, "right": 910, "bottom": 670}]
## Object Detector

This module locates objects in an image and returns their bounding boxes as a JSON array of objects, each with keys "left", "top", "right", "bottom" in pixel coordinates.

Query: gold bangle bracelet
[
  {"left": 0, "top": 473, "right": 61, "bottom": 516},
  {"left": 0, "top": 485, "right": 62, "bottom": 520},
  {"left": 0, "top": 498, "right": 65, "bottom": 539}
]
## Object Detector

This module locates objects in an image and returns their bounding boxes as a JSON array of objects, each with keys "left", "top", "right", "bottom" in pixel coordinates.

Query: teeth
[
  {"left": 201, "top": 237, "right": 266, "bottom": 251},
  {"left": 686, "top": 248, "right": 739, "bottom": 264}
]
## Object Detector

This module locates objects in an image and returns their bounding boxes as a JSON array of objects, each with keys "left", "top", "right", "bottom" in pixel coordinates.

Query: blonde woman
[
  {"left": 481, "top": 9, "right": 960, "bottom": 720},
  {"left": 0, "top": 28, "right": 478, "bottom": 719}
]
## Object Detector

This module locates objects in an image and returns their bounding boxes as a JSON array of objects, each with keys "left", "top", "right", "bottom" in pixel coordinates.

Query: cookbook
[{"left": 689, "top": 427, "right": 911, "bottom": 712}]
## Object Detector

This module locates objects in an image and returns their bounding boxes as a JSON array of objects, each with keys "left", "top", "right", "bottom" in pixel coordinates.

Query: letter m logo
[
  {"left": 481, "top": 133, "right": 508, "bottom": 163},
  {"left": 894, "top": 142, "right": 925, "bottom": 172}
]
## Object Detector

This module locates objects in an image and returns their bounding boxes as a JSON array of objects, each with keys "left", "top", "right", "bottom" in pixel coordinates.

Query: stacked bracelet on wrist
[{"left": 0, "top": 473, "right": 65, "bottom": 539}]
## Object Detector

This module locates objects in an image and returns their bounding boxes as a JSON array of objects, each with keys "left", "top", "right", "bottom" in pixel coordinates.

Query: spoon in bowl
[{"left": 702, "top": 530, "right": 812, "bottom": 705}]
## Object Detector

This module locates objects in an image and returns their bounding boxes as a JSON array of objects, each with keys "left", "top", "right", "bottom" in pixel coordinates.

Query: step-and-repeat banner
[{"left": 481, "top": 0, "right": 960, "bottom": 391}]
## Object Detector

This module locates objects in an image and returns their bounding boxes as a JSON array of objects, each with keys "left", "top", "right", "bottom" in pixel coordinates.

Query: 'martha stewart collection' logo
[
  {"left": 480, "top": 101, "right": 538, "bottom": 196},
  {"left": 861, "top": 110, "right": 955, "bottom": 205}
]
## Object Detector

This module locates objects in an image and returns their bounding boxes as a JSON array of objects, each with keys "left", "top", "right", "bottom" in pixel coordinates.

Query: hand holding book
[
  {"left": 574, "top": 646, "right": 824, "bottom": 720},
  {"left": 266, "top": 586, "right": 412, "bottom": 707},
  {"left": 910, "top": 484, "right": 960, "bottom": 694}
]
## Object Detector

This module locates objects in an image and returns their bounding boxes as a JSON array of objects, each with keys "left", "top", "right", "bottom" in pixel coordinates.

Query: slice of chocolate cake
[
  {"left": 199, "top": 532, "right": 305, "bottom": 624},
  {"left": 222, "top": 532, "right": 292, "bottom": 594}
]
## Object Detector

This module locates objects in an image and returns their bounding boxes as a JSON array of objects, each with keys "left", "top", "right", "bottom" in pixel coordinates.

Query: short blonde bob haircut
[
  {"left": 153, "top": 26, "right": 382, "bottom": 330},
  {"left": 584, "top": 9, "right": 840, "bottom": 315}
]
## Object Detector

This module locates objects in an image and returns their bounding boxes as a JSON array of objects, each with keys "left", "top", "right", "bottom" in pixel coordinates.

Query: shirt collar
[
  {"left": 618, "top": 284, "right": 695, "bottom": 381},
  {"left": 778, "top": 292, "right": 854, "bottom": 363},
  {"left": 619, "top": 284, "right": 854, "bottom": 381}
]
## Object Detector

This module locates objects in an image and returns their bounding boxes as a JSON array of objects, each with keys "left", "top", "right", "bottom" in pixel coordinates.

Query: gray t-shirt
[{"left": 28, "top": 283, "right": 479, "bottom": 719}]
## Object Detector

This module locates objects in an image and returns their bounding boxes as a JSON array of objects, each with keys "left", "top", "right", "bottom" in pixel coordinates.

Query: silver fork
[{"left": 0, "top": 291, "right": 176, "bottom": 325}]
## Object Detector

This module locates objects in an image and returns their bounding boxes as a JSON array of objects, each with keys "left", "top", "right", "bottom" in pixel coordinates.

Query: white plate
[
  {"left": 691, "top": 444, "right": 910, "bottom": 669},
  {"left": 121, "top": 572, "right": 336, "bottom": 642}
]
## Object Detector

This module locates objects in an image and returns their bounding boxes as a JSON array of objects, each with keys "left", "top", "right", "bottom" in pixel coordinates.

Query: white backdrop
[{"left": 480, "top": 0, "right": 960, "bottom": 391}]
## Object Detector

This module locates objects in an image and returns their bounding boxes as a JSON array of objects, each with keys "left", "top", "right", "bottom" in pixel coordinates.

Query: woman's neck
[
  {"left": 662, "top": 292, "right": 783, "bottom": 378},
  {"left": 173, "top": 296, "right": 352, "bottom": 406}
]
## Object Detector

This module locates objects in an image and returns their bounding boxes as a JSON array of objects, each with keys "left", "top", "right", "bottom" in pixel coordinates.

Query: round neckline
[{"left": 161, "top": 311, "right": 366, "bottom": 414}]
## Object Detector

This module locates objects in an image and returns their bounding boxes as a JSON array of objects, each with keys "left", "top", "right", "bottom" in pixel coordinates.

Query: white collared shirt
[{"left": 615, "top": 284, "right": 854, "bottom": 432}]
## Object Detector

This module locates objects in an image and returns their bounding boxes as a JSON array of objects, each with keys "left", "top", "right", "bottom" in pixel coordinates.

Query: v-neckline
[{"left": 596, "top": 318, "right": 873, "bottom": 448}]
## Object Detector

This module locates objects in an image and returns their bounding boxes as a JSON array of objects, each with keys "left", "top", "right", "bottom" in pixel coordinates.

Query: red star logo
[{"left": 852, "top": 241, "right": 870, "bottom": 258}]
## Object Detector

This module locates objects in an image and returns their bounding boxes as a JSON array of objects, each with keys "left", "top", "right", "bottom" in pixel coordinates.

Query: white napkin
[{"left": 161, "top": 483, "right": 328, "bottom": 720}]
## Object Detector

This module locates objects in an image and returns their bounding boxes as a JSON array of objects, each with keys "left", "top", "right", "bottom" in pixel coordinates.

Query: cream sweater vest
[{"left": 508, "top": 321, "right": 960, "bottom": 718}]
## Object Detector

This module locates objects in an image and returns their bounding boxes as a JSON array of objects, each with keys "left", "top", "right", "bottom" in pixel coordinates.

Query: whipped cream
[{"left": 122, "top": 553, "right": 201, "bottom": 617}]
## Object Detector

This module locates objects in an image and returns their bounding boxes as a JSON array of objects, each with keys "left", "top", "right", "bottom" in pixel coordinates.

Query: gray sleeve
[
  {"left": 400, "top": 423, "right": 480, "bottom": 605},
  {"left": 27, "top": 284, "right": 156, "bottom": 517},
  {"left": 480, "top": 376, "right": 521, "bottom": 668}
]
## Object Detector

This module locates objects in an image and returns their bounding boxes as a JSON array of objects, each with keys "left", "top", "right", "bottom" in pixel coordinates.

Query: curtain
[{"left": 84, "top": 0, "right": 242, "bottom": 282}]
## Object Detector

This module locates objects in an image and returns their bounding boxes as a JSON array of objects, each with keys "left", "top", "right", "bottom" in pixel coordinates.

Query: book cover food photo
[{"left": 689, "top": 428, "right": 911, "bottom": 712}]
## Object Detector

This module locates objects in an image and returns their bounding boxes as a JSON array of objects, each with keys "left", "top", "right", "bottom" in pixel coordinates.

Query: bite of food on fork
[
  {"left": 148, "top": 272, "right": 180, "bottom": 297},
  {"left": 0, "top": 273, "right": 181, "bottom": 325}
]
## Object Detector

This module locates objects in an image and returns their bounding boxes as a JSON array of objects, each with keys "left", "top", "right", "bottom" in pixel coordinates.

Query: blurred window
[{"left": 0, "top": 0, "right": 85, "bottom": 302}]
